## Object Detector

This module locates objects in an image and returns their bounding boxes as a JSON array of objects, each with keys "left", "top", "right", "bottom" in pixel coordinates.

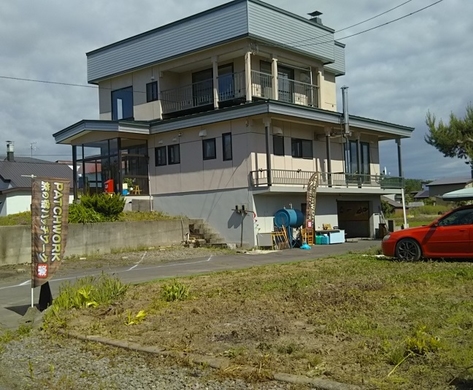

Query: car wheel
[{"left": 395, "top": 238, "right": 422, "bottom": 261}]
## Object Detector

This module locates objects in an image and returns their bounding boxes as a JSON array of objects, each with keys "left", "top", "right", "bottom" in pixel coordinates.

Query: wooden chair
[{"left": 132, "top": 185, "right": 141, "bottom": 195}]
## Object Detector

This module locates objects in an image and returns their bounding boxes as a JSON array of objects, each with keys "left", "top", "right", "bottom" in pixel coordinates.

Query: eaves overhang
[
  {"left": 150, "top": 100, "right": 414, "bottom": 139},
  {"left": 53, "top": 119, "right": 150, "bottom": 145}
]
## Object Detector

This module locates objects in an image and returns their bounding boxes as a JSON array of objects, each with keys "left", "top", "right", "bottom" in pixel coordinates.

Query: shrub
[
  {"left": 79, "top": 193, "right": 125, "bottom": 221},
  {"left": 68, "top": 202, "right": 103, "bottom": 224}
]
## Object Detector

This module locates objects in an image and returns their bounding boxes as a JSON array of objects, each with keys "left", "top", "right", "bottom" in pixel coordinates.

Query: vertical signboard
[{"left": 31, "top": 177, "right": 70, "bottom": 288}]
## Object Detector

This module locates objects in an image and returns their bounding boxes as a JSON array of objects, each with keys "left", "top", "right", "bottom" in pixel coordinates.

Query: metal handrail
[{"left": 250, "top": 169, "right": 403, "bottom": 189}]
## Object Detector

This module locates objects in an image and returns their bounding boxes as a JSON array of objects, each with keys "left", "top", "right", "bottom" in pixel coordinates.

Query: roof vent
[
  {"left": 308, "top": 10, "right": 323, "bottom": 25},
  {"left": 6, "top": 140, "right": 14, "bottom": 162}
]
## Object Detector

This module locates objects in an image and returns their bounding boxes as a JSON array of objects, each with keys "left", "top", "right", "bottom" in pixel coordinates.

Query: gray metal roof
[
  {"left": 427, "top": 176, "right": 472, "bottom": 187},
  {"left": 413, "top": 189, "right": 430, "bottom": 199},
  {"left": 0, "top": 160, "right": 73, "bottom": 191},
  {"left": 0, "top": 155, "right": 48, "bottom": 163},
  {"left": 87, "top": 0, "right": 344, "bottom": 83}
]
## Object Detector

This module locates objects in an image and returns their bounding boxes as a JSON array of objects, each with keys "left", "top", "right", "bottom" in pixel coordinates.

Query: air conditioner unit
[
  {"left": 293, "top": 93, "right": 308, "bottom": 106},
  {"left": 252, "top": 84, "right": 262, "bottom": 97}
]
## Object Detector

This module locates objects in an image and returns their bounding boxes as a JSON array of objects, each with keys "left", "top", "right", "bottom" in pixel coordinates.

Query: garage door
[{"left": 337, "top": 201, "right": 370, "bottom": 238}]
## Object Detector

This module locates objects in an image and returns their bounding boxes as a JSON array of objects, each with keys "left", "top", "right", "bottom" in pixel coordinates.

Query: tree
[{"left": 425, "top": 104, "right": 473, "bottom": 168}]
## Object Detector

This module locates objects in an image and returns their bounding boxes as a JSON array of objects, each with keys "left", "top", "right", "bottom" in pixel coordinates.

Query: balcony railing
[
  {"left": 251, "top": 71, "right": 318, "bottom": 106},
  {"left": 250, "top": 169, "right": 403, "bottom": 189},
  {"left": 160, "top": 71, "right": 318, "bottom": 115}
]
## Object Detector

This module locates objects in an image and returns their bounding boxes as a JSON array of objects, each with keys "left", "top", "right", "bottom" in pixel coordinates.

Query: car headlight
[{"left": 382, "top": 234, "right": 391, "bottom": 241}]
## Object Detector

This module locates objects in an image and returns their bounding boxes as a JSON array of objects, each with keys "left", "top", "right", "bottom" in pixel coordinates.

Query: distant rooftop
[{"left": 427, "top": 176, "right": 472, "bottom": 187}]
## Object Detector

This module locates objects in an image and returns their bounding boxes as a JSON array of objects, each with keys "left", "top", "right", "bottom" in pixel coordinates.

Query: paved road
[{"left": 0, "top": 240, "right": 381, "bottom": 330}]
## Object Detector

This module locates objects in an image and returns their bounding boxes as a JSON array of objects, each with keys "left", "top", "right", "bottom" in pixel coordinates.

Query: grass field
[{"left": 45, "top": 250, "right": 473, "bottom": 389}]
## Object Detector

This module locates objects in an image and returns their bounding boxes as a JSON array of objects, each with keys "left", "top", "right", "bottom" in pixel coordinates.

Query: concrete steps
[{"left": 187, "top": 219, "right": 227, "bottom": 248}]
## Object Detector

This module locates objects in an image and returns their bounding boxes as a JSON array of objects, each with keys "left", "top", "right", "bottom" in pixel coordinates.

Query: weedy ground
[{"left": 42, "top": 251, "right": 473, "bottom": 389}]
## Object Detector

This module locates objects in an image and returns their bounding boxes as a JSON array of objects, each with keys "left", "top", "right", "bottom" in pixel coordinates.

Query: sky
[{"left": 0, "top": 0, "right": 472, "bottom": 180}]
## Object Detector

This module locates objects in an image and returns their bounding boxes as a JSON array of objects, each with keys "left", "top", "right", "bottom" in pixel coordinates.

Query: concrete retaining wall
[{"left": 0, "top": 220, "right": 188, "bottom": 266}]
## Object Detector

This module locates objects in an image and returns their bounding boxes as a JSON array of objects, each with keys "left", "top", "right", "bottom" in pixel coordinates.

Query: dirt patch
[{"left": 53, "top": 254, "right": 473, "bottom": 389}]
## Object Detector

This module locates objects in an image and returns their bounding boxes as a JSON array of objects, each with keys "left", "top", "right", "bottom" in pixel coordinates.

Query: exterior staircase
[{"left": 187, "top": 219, "right": 228, "bottom": 248}]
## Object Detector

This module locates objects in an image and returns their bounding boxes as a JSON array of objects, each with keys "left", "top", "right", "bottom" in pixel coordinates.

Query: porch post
[
  {"left": 156, "top": 69, "right": 163, "bottom": 120},
  {"left": 245, "top": 52, "right": 252, "bottom": 102},
  {"left": 356, "top": 133, "right": 362, "bottom": 187},
  {"left": 271, "top": 57, "right": 278, "bottom": 100},
  {"left": 212, "top": 57, "right": 219, "bottom": 109},
  {"left": 325, "top": 127, "right": 332, "bottom": 187},
  {"left": 317, "top": 69, "right": 322, "bottom": 109},
  {"left": 396, "top": 138, "right": 403, "bottom": 178},
  {"left": 72, "top": 145, "right": 78, "bottom": 200},
  {"left": 264, "top": 118, "right": 272, "bottom": 186}
]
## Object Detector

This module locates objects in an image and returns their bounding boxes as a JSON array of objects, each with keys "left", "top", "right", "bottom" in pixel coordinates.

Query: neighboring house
[
  {"left": 52, "top": 0, "right": 414, "bottom": 245},
  {"left": 427, "top": 177, "right": 473, "bottom": 198},
  {"left": 413, "top": 188, "right": 430, "bottom": 202},
  {"left": 381, "top": 195, "right": 408, "bottom": 216},
  {"left": 0, "top": 153, "right": 73, "bottom": 216}
]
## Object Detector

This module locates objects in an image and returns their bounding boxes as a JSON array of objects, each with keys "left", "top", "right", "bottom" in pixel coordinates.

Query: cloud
[{"left": 0, "top": 0, "right": 471, "bottom": 180}]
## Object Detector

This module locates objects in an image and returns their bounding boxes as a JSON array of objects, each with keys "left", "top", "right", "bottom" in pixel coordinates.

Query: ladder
[
  {"left": 304, "top": 172, "right": 319, "bottom": 245},
  {"left": 272, "top": 226, "right": 290, "bottom": 249}
]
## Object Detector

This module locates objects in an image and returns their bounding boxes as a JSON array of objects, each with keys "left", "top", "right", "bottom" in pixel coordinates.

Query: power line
[
  {"left": 293, "top": 0, "right": 444, "bottom": 49},
  {"left": 0, "top": 0, "right": 444, "bottom": 90},
  {"left": 286, "top": 0, "right": 413, "bottom": 47},
  {"left": 0, "top": 75, "right": 96, "bottom": 89},
  {"left": 0, "top": 74, "right": 148, "bottom": 94}
]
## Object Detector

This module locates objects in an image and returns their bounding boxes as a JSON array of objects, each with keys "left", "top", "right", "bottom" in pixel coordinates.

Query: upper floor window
[
  {"left": 146, "top": 81, "right": 158, "bottom": 102},
  {"left": 291, "top": 138, "right": 312, "bottom": 159},
  {"left": 111, "top": 86, "right": 133, "bottom": 120},
  {"left": 168, "top": 144, "right": 180, "bottom": 165},
  {"left": 192, "top": 69, "right": 213, "bottom": 106},
  {"left": 203, "top": 138, "right": 216, "bottom": 160},
  {"left": 347, "top": 141, "right": 370, "bottom": 174},
  {"left": 155, "top": 146, "right": 166, "bottom": 166},
  {"left": 273, "top": 135, "right": 284, "bottom": 156},
  {"left": 222, "top": 133, "right": 232, "bottom": 161}
]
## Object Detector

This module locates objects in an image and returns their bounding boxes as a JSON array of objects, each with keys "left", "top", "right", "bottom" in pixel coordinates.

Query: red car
[{"left": 382, "top": 205, "right": 473, "bottom": 260}]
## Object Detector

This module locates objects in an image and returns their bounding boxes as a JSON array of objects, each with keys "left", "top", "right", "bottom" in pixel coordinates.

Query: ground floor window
[{"left": 73, "top": 137, "right": 149, "bottom": 197}]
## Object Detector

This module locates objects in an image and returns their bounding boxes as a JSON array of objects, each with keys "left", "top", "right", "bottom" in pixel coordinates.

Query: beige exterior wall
[
  {"left": 320, "top": 71, "right": 337, "bottom": 111},
  {"left": 149, "top": 119, "right": 252, "bottom": 194},
  {"left": 97, "top": 39, "right": 338, "bottom": 119}
]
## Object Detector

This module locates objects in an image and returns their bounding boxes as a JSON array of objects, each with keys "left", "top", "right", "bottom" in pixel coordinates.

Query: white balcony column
[
  {"left": 245, "top": 52, "right": 252, "bottom": 102},
  {"left": 309, "top": 66, "right": 315, "bottom": 107},
  {"left": 212, "top": 56, "right": 219, "bottom": 109},
  {"left": 317, "top": 69, "right": 322, "bottom": 109},
  {"left": 263, "top": 117, "right": 272, "bottom": 186},
  {"left": 156, "top": 69, "right": 163, "bottom": 120},
  {"left": 271, "top": 56, "right": 278, "bottom": 100}
]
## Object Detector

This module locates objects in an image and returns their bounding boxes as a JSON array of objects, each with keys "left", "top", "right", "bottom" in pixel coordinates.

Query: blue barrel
[{"left": 274, "top": 209, "right": 304, "bottom": 228}]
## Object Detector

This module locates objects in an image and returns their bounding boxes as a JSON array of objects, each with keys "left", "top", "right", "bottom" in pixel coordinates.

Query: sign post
[{"left": 31, "top": 177, "right": 70, "bottom": 310}]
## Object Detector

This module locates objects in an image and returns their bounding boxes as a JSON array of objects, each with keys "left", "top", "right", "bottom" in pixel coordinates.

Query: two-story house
[{"left": 53, "top": 0, "right": 413, "bottom": 246}]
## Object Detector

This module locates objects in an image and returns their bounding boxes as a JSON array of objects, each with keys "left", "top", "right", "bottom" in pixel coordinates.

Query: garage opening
[{"left": 337, "top": 201, "right": 370, "bottom": 238}]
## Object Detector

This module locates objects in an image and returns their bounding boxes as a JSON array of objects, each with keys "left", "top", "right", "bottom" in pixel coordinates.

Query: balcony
[
  {"left": 160, "top": 70, "right": 318, "bottom": 117},
  {"left": 250, "top": 170, "right": 404, "bottom": 189}
]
